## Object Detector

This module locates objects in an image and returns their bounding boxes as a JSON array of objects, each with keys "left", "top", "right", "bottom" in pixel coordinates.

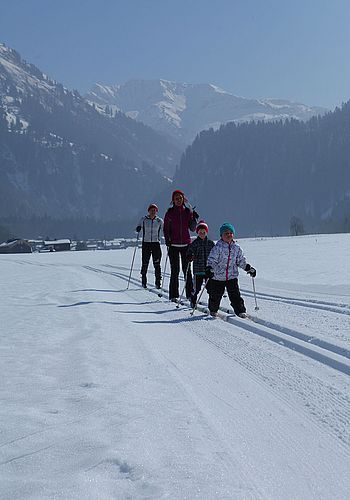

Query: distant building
[
  {"left": 75, "top": 241, "right": 88, "bottom": 251},
  {"left": 27, "top": 239, "right": 45, "bottom": 252},
  {"left": 0, "top": 239, "right": 32, "bottom": 254},
  {"left": 42, "top": 239, "right": 71, "bottom": 252}
]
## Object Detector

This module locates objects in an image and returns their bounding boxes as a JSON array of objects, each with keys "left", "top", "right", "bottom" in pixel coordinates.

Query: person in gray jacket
[
  {"left": 205, "top": 222, "right": 256, "bottom": 317},
  {"left": 136, "top": 204, "right": 163, "bottom": 289}
]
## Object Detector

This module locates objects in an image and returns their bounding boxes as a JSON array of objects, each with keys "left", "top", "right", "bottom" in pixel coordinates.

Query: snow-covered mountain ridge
[
  {"left": 0, "top": 43, "right": 180, "bottom": 172},
  {"left": 86, "top": 78, "right": 327, "bottom": 146},
  {"left": 0, "top": 43, "right": 58, "bottom": 95},
  {"left": 0, "top": 43, "right": 74, "bottom": 126},
  {"left": 0, "top": 44, "right": 179, "bottom": 225}
]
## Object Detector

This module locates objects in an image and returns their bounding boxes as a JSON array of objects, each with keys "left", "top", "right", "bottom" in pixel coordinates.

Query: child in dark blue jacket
[{"left": 187, "top": 220, "right": 215, "bottom": 308}]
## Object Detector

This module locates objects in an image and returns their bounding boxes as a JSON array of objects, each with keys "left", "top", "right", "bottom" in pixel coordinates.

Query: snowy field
[{"left": 1, "top": 233, "right": 350, "bottom": 500}]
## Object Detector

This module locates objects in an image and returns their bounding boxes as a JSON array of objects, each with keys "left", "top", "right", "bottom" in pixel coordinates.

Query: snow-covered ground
[{"left": 1, "top": 233, "right": 350, "bottom": 499}]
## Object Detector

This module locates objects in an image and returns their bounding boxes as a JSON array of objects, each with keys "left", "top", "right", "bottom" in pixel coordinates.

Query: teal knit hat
[{"left": 219, "top": 222, "right": 235, "bottom": 236}]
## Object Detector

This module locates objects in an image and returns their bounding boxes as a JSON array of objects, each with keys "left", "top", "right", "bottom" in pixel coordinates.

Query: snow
[
  {"left": 100, "top": 153, "right": 112, "bottom": 161},
  {"left": 5, "top": 111, "right": 17, "bottom": 126},
  {"left": 125, "top": 110, "right": 139, "bottom": 120},
  {"left": 19, "top": 118, "right": 29, "bottom": 130},
  {"left": 209, "top": 84, "right": 229, "bottom": 95},
  {"left": 1, "top": 233, "right": 350, "bottom": 499},
  {"left": 0, "top": 53, "right": 54, "bottom": 96},
  {"left": 236, "top": 112, "right": 293, "bottom": 123},
  {"left": 43, "top": 239, "right": 71, "bottom": 245}
]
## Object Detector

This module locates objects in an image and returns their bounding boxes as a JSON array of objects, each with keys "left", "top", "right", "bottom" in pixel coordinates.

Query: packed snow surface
[{"left": 1, "top": 233, "right": 350, "bottom": 499}]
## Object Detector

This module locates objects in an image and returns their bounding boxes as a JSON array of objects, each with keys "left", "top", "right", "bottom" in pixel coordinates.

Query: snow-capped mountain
[
  {"left": 0, "top": 44, "right": 179, "bottom": 228},
  {"left": 86, "top": 79, "right": 326, "bottom": 146}
]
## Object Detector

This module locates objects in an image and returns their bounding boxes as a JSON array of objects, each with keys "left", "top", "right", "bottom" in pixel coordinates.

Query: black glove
[
  {"left": 205, "top": 266, "right": 214, "bottom": 279},
  {"left": 245, "top": 264, "right": 256, "bottom": 278},
  {"left": 192, "top": 209, "right": 199, "bottom": 220},
  {"left": 136, "top": 225, "right": 141, "bottom": 233},
  {"left": 187, "top": 254, "right": 194, "bottom": 262}
]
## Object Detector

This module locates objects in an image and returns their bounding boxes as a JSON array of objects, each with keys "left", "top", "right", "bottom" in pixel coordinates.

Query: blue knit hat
[{"left": 219, "top": 222, "right": 235, "bottom": 236}]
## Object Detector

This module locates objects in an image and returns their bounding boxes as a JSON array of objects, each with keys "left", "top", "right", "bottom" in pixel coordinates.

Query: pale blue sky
[{"left": 1, "top": 0, "right": 349, "bottom": 108}]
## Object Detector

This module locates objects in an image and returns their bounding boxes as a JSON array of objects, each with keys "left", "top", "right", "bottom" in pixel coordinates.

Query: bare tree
[{"left": 290, "top": 216, "right": 305, "bottom": 236}]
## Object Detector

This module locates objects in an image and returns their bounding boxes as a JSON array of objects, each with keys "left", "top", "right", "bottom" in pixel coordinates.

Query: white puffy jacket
[
  {"left": 207, "top": 239, "right": 247, "bottom": 281},
  {"left": 137, "top": 216, "right": 163, "bottom": 243}
]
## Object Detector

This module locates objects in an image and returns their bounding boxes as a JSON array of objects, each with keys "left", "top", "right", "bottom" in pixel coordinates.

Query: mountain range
[
  {"left": 86, "top": 79, "right": 326, "bottom": 147},
  {"left": 0, "top": 43, "right": 180, "bottom": 234},
  {"left": 0, "top": 43, "right": 348, "bottom": 239}
]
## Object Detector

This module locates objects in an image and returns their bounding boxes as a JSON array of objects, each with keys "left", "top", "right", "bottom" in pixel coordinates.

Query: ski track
[
  {"left": 156, "top": 348, "right": 336, "bottom": 500},
  {"left": 104, "top": 261, "right": 350, "bottom": 312},
  {"left": 98, "top": 264, "right": 350, "bottom": 373},
  {"left": 2, "top": 252, "right": 350, "bottom": 499},
  {"left": 192, "top": 321, "right": 350, "bottom": 450},
  {"left": 78, "top": 269, "right": 264, "bottom": 499},
  {"left": 237, "top": 290, "right": 346, "bottom": 318},
  {"left": 240, "top": 287, "right": 350, "bottom": 315},
  {"left": 104, "top": 263, "right": 350, "bottom": 314},
  {"left": 84, "top": 263, "right": 350, "bottom": 451},
  {"left": 81, "top": 266, "right": 349, "bottom": 493},
  {"left": 93, "top": 263, "right": 350, "bottom": 499}
]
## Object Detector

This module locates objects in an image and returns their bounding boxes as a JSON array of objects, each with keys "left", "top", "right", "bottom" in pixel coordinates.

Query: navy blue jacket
[{"left": 187, "top": 236, "right": 215, "bottom": 275}]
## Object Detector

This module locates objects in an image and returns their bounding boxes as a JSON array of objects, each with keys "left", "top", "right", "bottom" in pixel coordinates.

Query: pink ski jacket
[{"left": 163, "top": 205, "right": 196, "bottom": 246}]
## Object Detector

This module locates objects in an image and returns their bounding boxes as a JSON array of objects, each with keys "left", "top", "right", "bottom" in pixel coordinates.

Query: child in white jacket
[{"left": 205, "top": 222, "right": 256, "bottom": 317}]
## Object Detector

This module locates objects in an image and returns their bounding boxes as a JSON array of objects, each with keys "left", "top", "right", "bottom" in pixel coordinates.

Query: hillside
[
  {"left": 172, "top": 105, "right": 350, "bottom": 236},
  {"left": 0, "top": 44, "right": 180, "bottom": 236}
]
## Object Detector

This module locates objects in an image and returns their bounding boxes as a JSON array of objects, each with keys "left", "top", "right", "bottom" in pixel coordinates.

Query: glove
[
  {"left": 187, "top": 254, "right": 194, "bottom": 262},
  {"left": 192, "top": 209, "right": 199, "bottom": 220},
  {"left": 136, "top": 225, "right": 141, "bottom": 233},
  {"left": 245, "top": 264, "right": 256, "bottom": 278},
  {"left": 205, "top": 266, "right": 214, "bottom": 279}
]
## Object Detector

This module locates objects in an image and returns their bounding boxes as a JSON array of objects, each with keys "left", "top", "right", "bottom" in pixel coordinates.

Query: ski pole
[
  {"left": 162, "top": 245, "right": 169, "bottom": 288},
  {"left": 127, "top": 232, "right": 140, "bottom": 289},
  {"left": 176, "top": 261, "right": 191, "bottom": 308},
  {"left": 251, "top": 276, "right": 259, "bottom": 311},
  {"left": 190, "top": 278, "right": 210, "bottom": 316}
]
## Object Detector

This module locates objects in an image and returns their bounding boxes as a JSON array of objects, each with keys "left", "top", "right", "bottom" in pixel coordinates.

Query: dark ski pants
[
  {"left": 141, "top": 242, "right": 162, "bottom": 286},
  {"left": 168, "top": 245, "right": 193, "bottom": 299},
  {"left": 208, "top": 278, "right": 246, "bottom": 315}
]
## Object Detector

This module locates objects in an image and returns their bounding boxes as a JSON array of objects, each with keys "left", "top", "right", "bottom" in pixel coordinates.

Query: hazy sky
[{"left": 1, "top": 0, "right": 349, "bottom": 109}]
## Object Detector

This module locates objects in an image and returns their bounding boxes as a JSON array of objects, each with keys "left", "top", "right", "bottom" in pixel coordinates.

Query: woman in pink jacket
[{"left": 163, "top": 190, "right": 199, "bottom": 301}]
